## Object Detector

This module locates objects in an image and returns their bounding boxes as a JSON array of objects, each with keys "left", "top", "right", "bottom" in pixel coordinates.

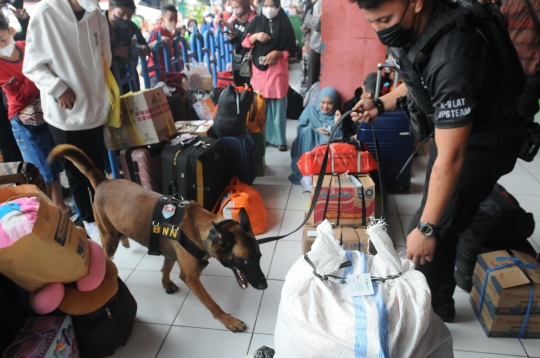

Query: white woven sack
[{"left": 274, "top": 220, "right": 453, "bottom": 358}]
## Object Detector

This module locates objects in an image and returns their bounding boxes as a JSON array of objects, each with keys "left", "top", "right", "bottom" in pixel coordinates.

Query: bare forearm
[
  {"left": 420, "top": 155, "right": 465, "bottom": 226},
  {"left": 420, "top": 126, "right": 471, "bottom": 227}
]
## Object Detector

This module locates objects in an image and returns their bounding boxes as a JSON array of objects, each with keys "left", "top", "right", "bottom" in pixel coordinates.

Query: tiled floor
[{"left": 109, "top": 64, "right": 540, "bottom": 357}]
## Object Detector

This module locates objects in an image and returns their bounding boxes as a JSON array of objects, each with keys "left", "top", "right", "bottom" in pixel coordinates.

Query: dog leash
[{"left": 257, "top": 110, "right": 387, "bottom": 245}]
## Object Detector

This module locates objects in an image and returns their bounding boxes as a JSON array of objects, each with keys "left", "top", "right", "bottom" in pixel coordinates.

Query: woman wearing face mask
[
  {"left": 105, "top": 0, "right": 149, "bottom": 92},
  {"left": 220, "top": 0, "right": 233, "bottom": 24},
  {"left": 242, "top": 0, "right": 297, "bottom": 151},
  {"left": 288, "top": 87, "right": 342, "bottom": 187},
  {"left": 222, "top": 0, "right": 256, "bottom": 86}
]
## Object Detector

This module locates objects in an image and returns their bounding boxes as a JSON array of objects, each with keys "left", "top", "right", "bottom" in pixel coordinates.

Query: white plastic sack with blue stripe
[{"left": 274, "top": 220, "right": 453, "bottom": 358}]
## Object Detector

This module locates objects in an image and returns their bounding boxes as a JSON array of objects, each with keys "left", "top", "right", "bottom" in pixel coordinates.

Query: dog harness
[{"left": 149, "top": 196, "right": 234, "bottom": 261}]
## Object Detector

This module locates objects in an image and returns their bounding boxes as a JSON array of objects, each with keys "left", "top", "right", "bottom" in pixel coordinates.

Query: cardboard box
[
  {"left": 104, "top": 88, "right": 175, "bottom": 150},
  {"left": 307, "top": 174, "right": 375, "bottom": 226},
  {"left": 302, "top": 224, "right": 369, "bottom": 254},
  {"left": 471, "top": 250, "right": 540, "bottom": 316},
  {"left": 175, "top": 120, "right": 213, "bottom": 137},
  {"left": 471, "top": 288, "right": 540, "bottom": 338}
]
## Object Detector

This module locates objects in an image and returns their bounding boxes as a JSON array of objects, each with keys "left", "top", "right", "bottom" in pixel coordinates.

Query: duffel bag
[
  {"left": 213, "top": 176, "right": 266, "bottom": 235},
  {"left": 216, "top": 71, "right": 235, "bottom": 89},
  {"left": 297, "top": 142, "right": 378, "bottom": 176},
  {"left": 71, "top": 277, "right": 137, "bottom": 358}
]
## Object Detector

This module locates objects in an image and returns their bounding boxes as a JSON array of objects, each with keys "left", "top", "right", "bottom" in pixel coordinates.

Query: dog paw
[
  {"left": 162, "top": 281, "right": 179, "bottom": 294},
  {"left": 120, "top": 238, "right": 130, "bottom": 248},
  {"left": 222, "top": 315, "right": 247, "bottom": 332}
]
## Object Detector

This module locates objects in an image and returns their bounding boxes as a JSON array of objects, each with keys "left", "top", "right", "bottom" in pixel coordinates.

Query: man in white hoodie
[{"left": 23, "top": 0, "right": 111, "bottom": 240}]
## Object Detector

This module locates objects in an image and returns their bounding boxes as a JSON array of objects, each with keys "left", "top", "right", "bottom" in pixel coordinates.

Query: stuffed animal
[{"left": 0, "top": 192, "right": 119, "bottom": 316}]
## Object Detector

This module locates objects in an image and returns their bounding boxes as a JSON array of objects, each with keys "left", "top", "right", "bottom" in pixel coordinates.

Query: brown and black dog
[{"left": 48, "top": 144, "right": 268, "bottom": 332}]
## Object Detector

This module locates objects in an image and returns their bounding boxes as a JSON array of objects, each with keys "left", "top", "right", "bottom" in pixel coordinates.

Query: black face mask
[
  {"left": 113, "top": 15, "right": 130, "bottom": 30},
  {"left": 376, "top": 0, "right": 416, "bottom": 48}
]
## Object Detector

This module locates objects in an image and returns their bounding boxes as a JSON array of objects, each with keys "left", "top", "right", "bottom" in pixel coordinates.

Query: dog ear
[
  {"left": 212, "top": 222, "right": 234, "bottom": 246},
  {"left": 238, "top": 208, "right": 252, "bottom": 234}
]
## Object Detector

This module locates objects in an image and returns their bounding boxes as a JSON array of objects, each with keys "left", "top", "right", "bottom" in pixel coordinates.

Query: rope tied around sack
[{"left": 303, "top": 254, "right": 403, "bottom": 285}]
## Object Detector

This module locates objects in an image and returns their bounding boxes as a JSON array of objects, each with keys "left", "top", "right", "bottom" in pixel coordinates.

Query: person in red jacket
[
  {"left": 147, "top": 4, "right": 178, "bottom": 82},
  {"left": 0, "top": 16, "right": 69, "bottom": 214}
]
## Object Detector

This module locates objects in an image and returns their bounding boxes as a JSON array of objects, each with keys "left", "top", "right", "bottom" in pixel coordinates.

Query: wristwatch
[
  {"left": 373, "top": 98, "right": 385, "bottom": 116},
  {"left": 417, "top": 222, "right": 438, "bottom": 237}
]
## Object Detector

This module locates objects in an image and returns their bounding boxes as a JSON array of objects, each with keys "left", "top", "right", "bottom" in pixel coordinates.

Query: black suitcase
[{"left": 162, "top": 136, "right": 230, "bottom": 211}]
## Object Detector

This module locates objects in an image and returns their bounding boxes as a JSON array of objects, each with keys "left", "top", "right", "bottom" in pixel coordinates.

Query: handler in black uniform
[{"left": 350, "top": 0, "right": 528, "bottom": 322}]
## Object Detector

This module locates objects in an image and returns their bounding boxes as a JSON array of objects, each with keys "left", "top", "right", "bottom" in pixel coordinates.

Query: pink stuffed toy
[
  {"left": 29, "top": 240, "right": 107, "bottom": 314},
  {"left": 0, "top": 193, "right": 116, "bottom": 316}
]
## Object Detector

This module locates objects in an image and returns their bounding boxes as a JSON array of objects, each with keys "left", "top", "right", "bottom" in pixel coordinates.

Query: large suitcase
[
  {"left": 120, "top": 143, "right": 164, "bottom": 193},
  {"left": 359, "top": 63, "right": 413, "bottom": 192},
  {"left": 251, "top": 132, "right": 266, "bottom": 177},
  {"left": 161, "top": 136, "right": 229, "bottom": 210},
  {"left": 219, "top": 129, "right": 259, "bottom": 185},
  {"left": 359, "top": 111, "right": 413, "bottom": 192}
]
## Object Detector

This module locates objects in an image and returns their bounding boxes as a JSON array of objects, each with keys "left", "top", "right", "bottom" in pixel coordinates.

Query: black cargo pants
[{"left": 407, "top": 127, "right": 526, "bottom": 308}]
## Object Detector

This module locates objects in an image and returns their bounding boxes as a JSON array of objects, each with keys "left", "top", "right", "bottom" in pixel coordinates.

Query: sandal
[{"left": 278, "top": 145, "right": 287, "bottom": 152}]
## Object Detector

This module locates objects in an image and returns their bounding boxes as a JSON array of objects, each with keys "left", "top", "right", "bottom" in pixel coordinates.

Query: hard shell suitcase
[
  {"left": 161, "top": 136, "right": 229, "bottom": 210},
  {"left": 219, "top": 129, "right": 259, "bottom": 185},
  {"left": 359, "top": 63, "right": 413, "bottom": 192},
  {"left": 359, "top": 111, "right": 413, "bottom": 192},
  {"left": 120, "top": 143, "right": 164, "bottom": 193}
]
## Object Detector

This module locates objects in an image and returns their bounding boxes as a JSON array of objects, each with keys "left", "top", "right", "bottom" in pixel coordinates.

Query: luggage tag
[{"left": 347, "top": 273, "right": 374, "bottom": 297}]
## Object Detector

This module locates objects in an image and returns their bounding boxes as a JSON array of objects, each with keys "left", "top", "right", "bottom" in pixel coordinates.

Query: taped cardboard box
[
  {"left": 470, "top": 250, "right": 540, "bottom": 316},
  {"left": 175, "top": 120, "right": 213, "bottom": 137},
  {"left": 471, "top": 287, "right": 540, "bottom": 338},
  {"left": 104, "top": 87, "right": 175, "bottom": 150},
  {"left": 302, "top": 224, "right": 368, "bottom": 254},
  {"left": 0, "top": 185, "right": 89, "bottom": 293},
  {"left": 307, "top": 174, "right": 375, "bottom": 226}
]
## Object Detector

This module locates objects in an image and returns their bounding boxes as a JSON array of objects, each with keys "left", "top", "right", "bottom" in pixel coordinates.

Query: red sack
[
  {"left": 217, "top": 71, "right": 235, "bottom": 89},
  {"left": 297, "top": 143, "right": 378, "bottom": 176}
]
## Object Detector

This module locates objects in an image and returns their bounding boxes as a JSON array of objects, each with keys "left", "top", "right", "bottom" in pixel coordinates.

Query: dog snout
[{"left": 255, "top": 280, "right": 268, "bottom": 290}]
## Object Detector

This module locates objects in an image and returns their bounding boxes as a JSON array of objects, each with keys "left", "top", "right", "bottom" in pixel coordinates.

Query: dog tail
[{"left": 47, "top": 144, "right": 106, "bottom": 190}]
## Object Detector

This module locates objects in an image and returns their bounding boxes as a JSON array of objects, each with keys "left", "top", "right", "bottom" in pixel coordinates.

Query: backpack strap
[
  {"left": 406, "top": 7, "right": 470, "bottom": 66},
  {"left": 524, "top": 0, "right": 540, "bottom": 36}
]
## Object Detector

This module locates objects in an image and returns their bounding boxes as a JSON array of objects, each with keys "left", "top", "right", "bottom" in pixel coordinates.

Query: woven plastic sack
[{"left": 274, "top": 220, "right": 454, "bottom": 358}]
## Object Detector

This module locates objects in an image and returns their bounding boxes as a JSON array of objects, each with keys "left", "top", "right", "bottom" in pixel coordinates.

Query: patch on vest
[
  {"left": 438, "top": 98, "right": 471, "bottom": 119},
  {"left": 162, "top": 204, "right": 176, "bottom": 219}
]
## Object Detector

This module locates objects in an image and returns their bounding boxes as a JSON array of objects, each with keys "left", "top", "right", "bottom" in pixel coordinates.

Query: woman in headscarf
[
  {"left": 242, "top": 0, "right": 297, "bottom": 151},
  {"left": 289, "top": 87, "right": 342, "bottom": 186}
]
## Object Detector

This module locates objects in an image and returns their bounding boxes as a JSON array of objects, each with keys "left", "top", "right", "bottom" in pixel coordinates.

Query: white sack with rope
[{"left": 274, "top": 220, "right": 453, "bottom": 358}]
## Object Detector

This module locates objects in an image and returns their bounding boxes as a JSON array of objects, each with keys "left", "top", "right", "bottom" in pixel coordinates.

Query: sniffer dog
[{"left": 48, "top": 144, "right": 268, "bottom": 332}]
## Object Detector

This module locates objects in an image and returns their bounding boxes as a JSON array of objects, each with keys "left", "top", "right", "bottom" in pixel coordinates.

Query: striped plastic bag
[{"left": 274, "top": 220, "right": 454, "bottom": 358}]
